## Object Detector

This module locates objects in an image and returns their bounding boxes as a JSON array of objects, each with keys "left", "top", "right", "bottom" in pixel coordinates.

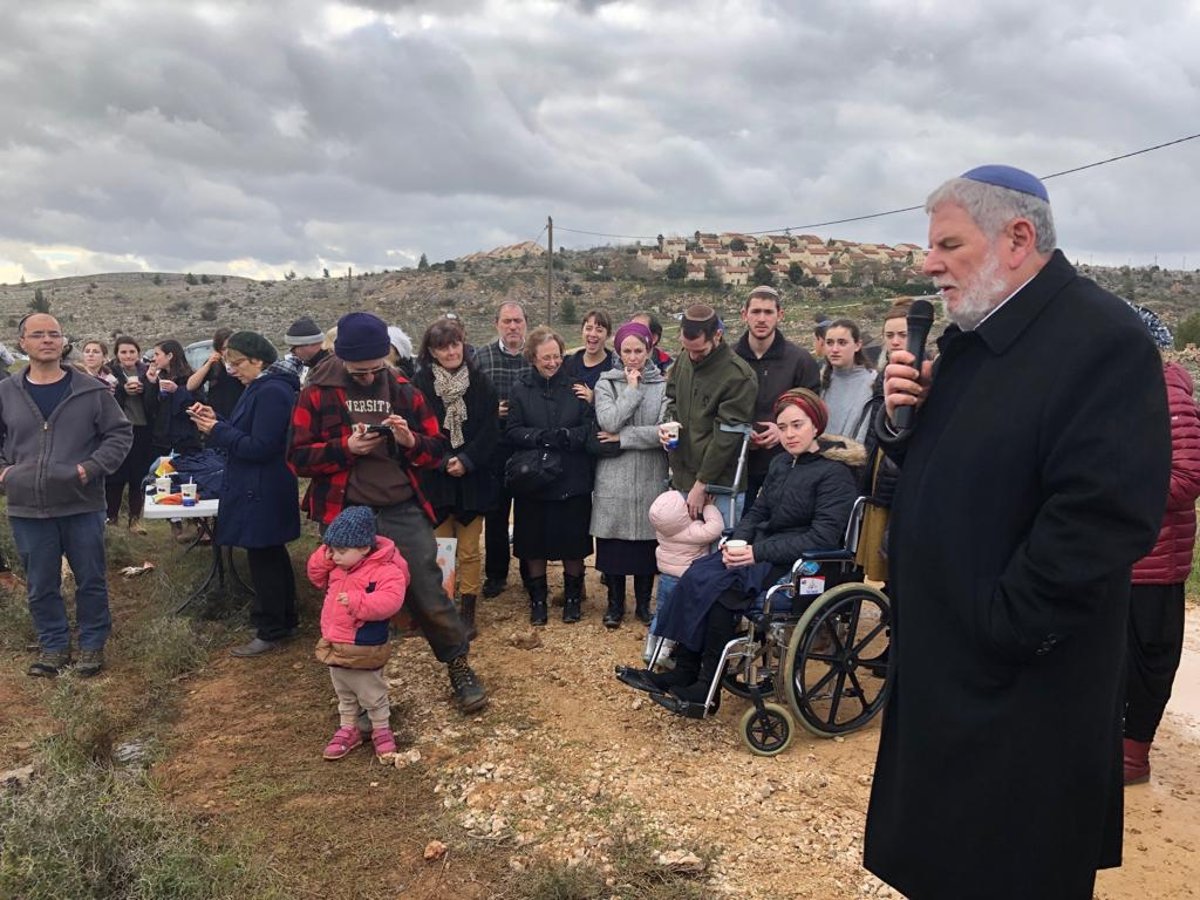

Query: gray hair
[{"left": 925, "top": 177, "right": 1056, "bottom": 254}]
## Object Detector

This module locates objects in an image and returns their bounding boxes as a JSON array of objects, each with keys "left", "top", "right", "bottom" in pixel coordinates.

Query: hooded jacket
[
  {"left": 0, "top": 366, "right": 133, "bottom": 517},
  {"left": 308, "top": 536, "right": 409, "bottom": 669},
  {"left": 648, "top": 490, "right": 725, "bottom": 576}
]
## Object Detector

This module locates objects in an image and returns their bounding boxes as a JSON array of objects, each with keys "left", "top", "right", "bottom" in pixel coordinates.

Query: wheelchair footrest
[{"left": 650, "top": 692, "right": 714, "bottom": 719}]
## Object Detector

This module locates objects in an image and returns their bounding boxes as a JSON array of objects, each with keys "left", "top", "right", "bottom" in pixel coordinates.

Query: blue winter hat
[
  {"left": 324, "top": 506, "right": 376, "bottom": 548},
  {"left": 961, "top": 165, "right": 1049, "bottom": 203},
  {"left": 335, "top": 312, "right": 391, "bottom": 362}
]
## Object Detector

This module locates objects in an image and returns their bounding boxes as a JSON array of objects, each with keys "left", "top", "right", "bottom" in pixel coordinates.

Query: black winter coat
[
  {"left": 506, "top": 368, "right": 594, "bottom": 501},
  {"left": 864, "top": 252, "right": 1171, "bottom": 900},
  {"left": 413, "top": 365, "right": 500, "bottom": 521},
  {"left": 733, "top": 330, "right": 820, "bottom": 476},
  {"left": 730, "top": 449, "right": 856, "bottom": 567}
]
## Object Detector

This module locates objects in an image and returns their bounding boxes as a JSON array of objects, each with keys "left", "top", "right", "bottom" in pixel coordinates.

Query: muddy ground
[{"left": 2, "top": 547, "right": 1197, "bottom": 898}]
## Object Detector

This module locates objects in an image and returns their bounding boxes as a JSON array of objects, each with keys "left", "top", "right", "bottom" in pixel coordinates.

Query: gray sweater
[
  {"left": 822, "top": 366, "right": 876, "bottom": 443},
  {"left": 0, "top": 367, "right": 133, "bottom": 518}
]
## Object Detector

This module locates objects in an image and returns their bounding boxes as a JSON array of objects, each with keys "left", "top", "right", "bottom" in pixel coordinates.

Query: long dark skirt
[
  {"left": 513, "top": 494, "right": 593, "bottom": 561},
  {"left": 595, "top": 538, "right": 657, "bottom": 576}
]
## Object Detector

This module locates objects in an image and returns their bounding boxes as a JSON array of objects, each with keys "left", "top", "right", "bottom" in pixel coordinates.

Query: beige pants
[
  {"left": 435, "top": 515, "right": 484, "bottom": 597},
  {"left": 328, "top": 666, "right": 390, "bottom": 729}
]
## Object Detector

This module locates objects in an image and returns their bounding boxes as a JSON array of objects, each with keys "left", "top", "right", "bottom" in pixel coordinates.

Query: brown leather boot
[{"left": 1123, "top": 737, "right": 1151, "bottom": 785}]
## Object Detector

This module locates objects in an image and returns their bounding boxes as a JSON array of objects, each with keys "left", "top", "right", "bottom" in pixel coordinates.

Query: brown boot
[{"left": 1123, "top": 737, "right": 1151, "bottom": 785}]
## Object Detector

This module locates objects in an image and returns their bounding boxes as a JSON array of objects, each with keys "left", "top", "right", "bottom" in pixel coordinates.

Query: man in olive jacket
[
  {"left": 864, "top": 167, "right": 1170, "bottom": 899},
  {"left": 660, "top": 304, "right": 757, "bottom": 523},
  {"left": 0, "top": 314, "right": 133, "bottom": 678}
]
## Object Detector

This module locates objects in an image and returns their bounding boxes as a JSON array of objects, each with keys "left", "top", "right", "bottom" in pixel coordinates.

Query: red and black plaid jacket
[{"left": 289, "top": 369, "right": 447, "bottom": 525}]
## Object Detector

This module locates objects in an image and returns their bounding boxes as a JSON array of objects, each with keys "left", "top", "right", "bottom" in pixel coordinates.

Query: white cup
[
  {"left": 181, "top": 481, "right": 197, "bottom": 500},
  {"left": 126, "top": 375, "right": 139, "bottom": 385},
  {"left": 725, "top": 539, "right": 748, "bottom": 551},
  {"left": 661, "top": 421, "right": 681, "bottom": 449},
  {"left": 154, "top": 475, "right": 172, "bottom": 498}
]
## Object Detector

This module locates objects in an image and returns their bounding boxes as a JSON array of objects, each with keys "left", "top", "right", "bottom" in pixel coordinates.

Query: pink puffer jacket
[
  {"left": 307, "top": 536, "right": 410, "bottom": 644},
  {"left": 1132, "top": 362, "right": 1200, "bottom": 584},
  {"left": 649, "top": 490, "right": 725, "bottom": 577}
]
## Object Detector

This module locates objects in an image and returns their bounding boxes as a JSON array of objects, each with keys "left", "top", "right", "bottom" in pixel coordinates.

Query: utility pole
[{"left": 546, "top": 216, "right": 554, "bottom": 325}]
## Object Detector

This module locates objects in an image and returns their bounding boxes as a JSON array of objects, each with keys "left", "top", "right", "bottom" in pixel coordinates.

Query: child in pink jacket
[
  {"left": 307, "top": 506, "right": 409, "bottom": 762},
  {"left": 644, "top": 489, "right": 726, "bottom": 663}
]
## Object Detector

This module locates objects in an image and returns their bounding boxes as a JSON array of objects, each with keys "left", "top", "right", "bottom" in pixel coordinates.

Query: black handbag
[
  {"left": 585, "top": 423, "right": 623, "bottom": 458},
  {"left": 504, "top": 447, "right": 563, "bottom": 494}
]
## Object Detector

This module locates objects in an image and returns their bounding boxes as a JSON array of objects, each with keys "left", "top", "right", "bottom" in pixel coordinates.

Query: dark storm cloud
[{"left": 0, "top": 0, "right": 1197, "bottom": 279}]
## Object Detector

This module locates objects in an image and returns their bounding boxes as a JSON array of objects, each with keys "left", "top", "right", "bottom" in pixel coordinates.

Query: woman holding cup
[
  {"left": 626, "top": 389, "right": 859, "bottom": 712},
  {"left": 589, "top": 320, "right": 668, "bottom": 627},
  {"left": 106, "top": 335, "right": 156, "bottom": 532}
]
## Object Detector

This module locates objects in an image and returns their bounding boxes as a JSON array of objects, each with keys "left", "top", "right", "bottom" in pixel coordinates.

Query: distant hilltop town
[{"left": 461, "top": 233, "right": 926, "bottom": 289}]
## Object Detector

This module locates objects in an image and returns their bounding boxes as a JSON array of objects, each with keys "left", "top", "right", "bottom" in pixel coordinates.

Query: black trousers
[
  {"left": 1124, "top": 582, "right": 1186, "bottom": 742},
  {"left": 105, "top": 424, "right": 155, "bottom": 521},
  {"left": 246, "top": 545, "right": 298, "bottom": 642},
  {"left": 484, "top": 485, "right": 515, "bottom": 582}
]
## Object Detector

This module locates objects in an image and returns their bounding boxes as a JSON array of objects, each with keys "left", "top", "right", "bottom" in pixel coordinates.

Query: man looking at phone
[
  {"left": 733, "top": 285, "right": 820, "bottom": 507},
  {"left": 289, "top": 312, "right": 487, "bottom": 713}
]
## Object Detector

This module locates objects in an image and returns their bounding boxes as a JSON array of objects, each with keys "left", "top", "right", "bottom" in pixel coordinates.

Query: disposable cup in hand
[
  {"left": 725, "top": 539, "right": 748, "bottom": 551},
  {"left": 662, "top": 421, "right": 681, "bottom": 450}
]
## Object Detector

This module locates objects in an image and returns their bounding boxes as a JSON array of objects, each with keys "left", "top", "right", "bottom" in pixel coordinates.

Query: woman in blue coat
[{"left": 189, "top": 331, "right": 302, "bottom": 657}]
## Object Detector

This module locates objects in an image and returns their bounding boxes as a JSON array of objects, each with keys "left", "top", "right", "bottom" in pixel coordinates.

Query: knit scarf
[{"left": 432, "top": 364, "right": 470, "bottom": 448}]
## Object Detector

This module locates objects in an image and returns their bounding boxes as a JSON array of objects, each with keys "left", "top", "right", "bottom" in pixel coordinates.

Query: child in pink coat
[
  {"left": 307, "top": 506, "right": 409, "bottom": 762},
  {"left": 644, "top": 489, "right": 726, "bottom": 663}
]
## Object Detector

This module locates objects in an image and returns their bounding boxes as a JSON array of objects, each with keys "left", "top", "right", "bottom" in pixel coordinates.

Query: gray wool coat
[{"left": 589, "top": 364, "right": 669, "bottom": 541}]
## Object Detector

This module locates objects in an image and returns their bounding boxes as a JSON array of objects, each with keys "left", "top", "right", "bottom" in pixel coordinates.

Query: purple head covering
[{"left": 613, "top": 321, "right": 653, "bottom": 354}]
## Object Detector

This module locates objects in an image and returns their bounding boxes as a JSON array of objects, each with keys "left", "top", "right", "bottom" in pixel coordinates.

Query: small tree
[
  {"left": 787, "top": 262, "right": 807, "bottom": 285},
  {"left": 152, "top": 273, "right": 163, "bottom": 286},
  {"left": 443, "top": 259, "right": 457, "bottom": 273},
  {"left": 729, "top": 237, "right": 747, "bottom": 252},
  {"left": 417, "top": 253, "right": 429, "bottom": 271},
  {"left": 200, "top": 274, "right": 212, "bottom": 284},
  {"left": 665, "top": 257, "right": 688, "bottom": 281},
  {"left": 323, "top": 268, "right": 330, "bottom": 279},
  {"left": 184, "top": 272, "right": 199, "bottom": 286},
  {"left": 703, "top": 261, "right": 721, "bottom": 289},
  {"left": 1175, "top": 312, "right": 1200, "bottom": 349},
  {"left": 752, "top": 262, "right": 775, "bottom": 287},
  {"left": 559, "top": 296, "right": 577, "bottom": 324},
  {"left": 29, "top": 287, "right": 50, "bottom": 314}
]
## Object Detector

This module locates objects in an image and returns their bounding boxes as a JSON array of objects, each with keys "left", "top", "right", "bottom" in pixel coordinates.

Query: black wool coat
[
  {"left": 412, "top": 365, "right": 500, "bottom": 521},
  {"left": 505, "top": 367, "right": 595, "bottom": 501},
  {"left": 863, "top": 251, "right": 1171, "bottom": 899}
]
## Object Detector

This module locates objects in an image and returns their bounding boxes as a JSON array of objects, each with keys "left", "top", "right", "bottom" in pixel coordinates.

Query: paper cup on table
[
  {"left": 181, "top": 481, "right": 197, "bottom": 501},
  {"left": 662, "top": 421, "right": 681, "bottom": 450},
  {"left": 155, "top": 476, "right": 172, "bottom": 499}
]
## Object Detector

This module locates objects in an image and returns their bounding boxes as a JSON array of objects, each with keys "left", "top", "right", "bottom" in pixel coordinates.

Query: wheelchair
[{"left": 620, "top": 497, "right": 892, "bottom": 757}]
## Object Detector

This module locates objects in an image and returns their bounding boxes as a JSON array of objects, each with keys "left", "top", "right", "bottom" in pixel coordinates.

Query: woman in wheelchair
[{"left": 619, "top": 388, "right": 859, "bottom": 716}]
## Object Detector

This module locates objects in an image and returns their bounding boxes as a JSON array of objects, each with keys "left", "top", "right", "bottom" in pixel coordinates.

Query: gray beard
[{"left": 944, "top": 253, "right": 1007, "bottom": 331}]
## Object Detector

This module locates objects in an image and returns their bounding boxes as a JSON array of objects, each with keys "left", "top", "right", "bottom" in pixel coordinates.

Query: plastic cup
[
  {"left": 662, "top": 421, "right": 681, "bottom": 451},
  {"left": 181, "top": 481, "right": 197, "bottom": 501},
  {"left": 725, "top": 539, "right": 748, "bottom": 551},
  {"left": 154, "top": 476, "right": 172, "bottom": 499}
]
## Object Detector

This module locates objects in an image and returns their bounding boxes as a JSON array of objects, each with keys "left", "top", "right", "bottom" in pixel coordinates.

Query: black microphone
[{"left": 892, "top": 299, "right": 935, "bottom": 432}]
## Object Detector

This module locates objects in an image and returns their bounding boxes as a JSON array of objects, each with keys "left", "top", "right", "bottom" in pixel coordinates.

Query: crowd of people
[{"left": 0, "top": 163, "right": 1193, "bottom": 898}]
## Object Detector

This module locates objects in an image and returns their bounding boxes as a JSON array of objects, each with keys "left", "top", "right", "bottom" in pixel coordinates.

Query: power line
[{"left": 556, "top": 132, "right": 1200, "bottom": 243}]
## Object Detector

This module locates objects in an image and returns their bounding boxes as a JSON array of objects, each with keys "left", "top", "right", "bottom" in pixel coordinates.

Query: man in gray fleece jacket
[{"left": 0, "top": 314, "right": 132, "bottom": 677}]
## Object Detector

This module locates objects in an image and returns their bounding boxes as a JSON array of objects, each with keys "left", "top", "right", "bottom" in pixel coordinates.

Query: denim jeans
[
  {"left": 10, "top": 511, "right": 111, "bottom": 653},
  {"left": 710, "top": 491, "right": 746, "bottom": 532},
  {"left": 374, "top": 501, "right": 469, "bottom": 663}
]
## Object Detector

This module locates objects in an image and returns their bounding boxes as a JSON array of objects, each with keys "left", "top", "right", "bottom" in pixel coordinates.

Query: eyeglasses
[
  {"left": 346, "top": 365, "right": 387, "bottom": 378},
  {"left": 24, "top": 331, "right": 63, "bottom": 340}
]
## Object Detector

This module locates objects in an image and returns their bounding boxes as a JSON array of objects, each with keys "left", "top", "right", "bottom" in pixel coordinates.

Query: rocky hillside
[{"left": 1, "top": 248, "right": 1196, "bottom": 354}]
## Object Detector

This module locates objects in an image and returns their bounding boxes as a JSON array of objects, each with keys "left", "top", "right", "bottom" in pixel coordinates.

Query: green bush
[{"left": 1174, "top": 312, "right": 1200, "bottom": 349}]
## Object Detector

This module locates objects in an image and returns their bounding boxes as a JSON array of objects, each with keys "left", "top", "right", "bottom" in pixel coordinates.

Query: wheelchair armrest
[{"left": 791, "top": 550, "right": 854, "bottom": 575}]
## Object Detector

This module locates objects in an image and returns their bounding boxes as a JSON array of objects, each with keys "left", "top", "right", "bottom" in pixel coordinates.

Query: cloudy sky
[{"left": 2, "top": 0, "right": 1198, "bottom": 283}]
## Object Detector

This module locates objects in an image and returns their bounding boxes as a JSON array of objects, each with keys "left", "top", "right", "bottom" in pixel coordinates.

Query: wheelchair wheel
[
  {"left": 739, "top": 702, "right": 793, "bottom": 757},
  {"left": 784, "top": 583, "right": 890, "bottom": 738}
]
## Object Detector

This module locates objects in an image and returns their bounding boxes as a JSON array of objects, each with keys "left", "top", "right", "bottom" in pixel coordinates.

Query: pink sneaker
[
  {"left": 323, "top": 725, "right": 363, "bottom": 761},
  {"left": 371, "top": 726, "right": 397, "bottom": 759}
]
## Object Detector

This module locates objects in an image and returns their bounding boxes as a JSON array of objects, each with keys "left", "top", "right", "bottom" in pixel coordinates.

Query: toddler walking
[{"left": 308, "top": 506, "right": 409, "bottom": 762}]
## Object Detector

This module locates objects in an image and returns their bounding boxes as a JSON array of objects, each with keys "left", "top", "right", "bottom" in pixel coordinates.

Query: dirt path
[{"left": 151, "top": 572, "right": 1200, "bottom": 899}]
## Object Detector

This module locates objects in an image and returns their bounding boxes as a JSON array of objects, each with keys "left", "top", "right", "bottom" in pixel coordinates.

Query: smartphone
[{"left": 364, "top": 423, "right": 392, "bottom": 436}]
